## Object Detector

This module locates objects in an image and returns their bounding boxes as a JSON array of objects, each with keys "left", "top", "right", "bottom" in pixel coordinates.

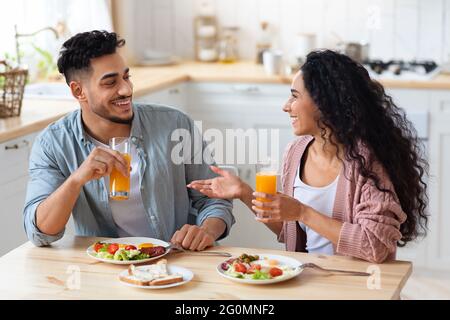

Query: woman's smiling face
[{"left": 283, "top": 71, "right": 321, "bottom": 136}]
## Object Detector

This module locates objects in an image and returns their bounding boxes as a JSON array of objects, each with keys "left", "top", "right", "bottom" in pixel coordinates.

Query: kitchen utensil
[
  {"left": 263, "top": 50, "right": 284, "bottom": 75},
  {"left": 300, "top": 262, "right": 371, "bottom": 276},
  {"left": 167, "top": 243, "right": 232, "bottom": 257},
  {"left": 295, "top": 33, "right": 316, "bottom": 65},
  {"left": 256, "top": 21, "right": 272, "bottom": 64},
  {"left": 336, "top": 41, "right": 370, "bottom": 63}
]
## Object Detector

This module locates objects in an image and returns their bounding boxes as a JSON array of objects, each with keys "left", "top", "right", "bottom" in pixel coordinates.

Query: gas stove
[{"left": 363, "top": 59, "right": 441, "bottom": 81}]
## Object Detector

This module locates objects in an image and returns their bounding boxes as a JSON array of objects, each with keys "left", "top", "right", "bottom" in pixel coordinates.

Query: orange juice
[
  {"left": 109, "top": 153, "right": 131, "bottom": 200},
  {"left": 255, "top": 172, "right": 277, "bottom": 202}
]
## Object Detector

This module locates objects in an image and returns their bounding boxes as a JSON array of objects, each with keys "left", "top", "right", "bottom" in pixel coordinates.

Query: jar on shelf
[
  {"left": 256, "top": 22, "right": 272, "bottom": 64},
  {"left": 218, "top": 27, "right": 239, "bottom": 64},
  {"left": 194, "top": 15, "right": 219, "bottom": 62}
]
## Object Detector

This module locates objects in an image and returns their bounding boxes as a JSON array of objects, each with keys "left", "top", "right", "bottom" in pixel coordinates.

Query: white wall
[{"left": 130, "top": 0, "right": 450, "bottom": 63}]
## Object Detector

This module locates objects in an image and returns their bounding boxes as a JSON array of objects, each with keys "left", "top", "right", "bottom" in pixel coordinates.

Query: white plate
[
  {"left": 118, "top": 265, "right": 193, "bottom": 289},
  {"left": 86, "top": 237, "right": 170, "bottom": 265},
  {"left": 217, "top": 254, "right": 303, "bottom": 285}
]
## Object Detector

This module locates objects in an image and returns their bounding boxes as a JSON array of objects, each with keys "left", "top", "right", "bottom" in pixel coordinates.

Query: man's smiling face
[{"left": 81, "top": 52, "right": 134, "bottom": 124}]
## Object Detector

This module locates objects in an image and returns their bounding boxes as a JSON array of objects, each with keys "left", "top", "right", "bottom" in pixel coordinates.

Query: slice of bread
[
  {"left": 122, "top": 259, "right": 184, "bottom": 286},
  {"left": 128, "top": 259, "right": 168, "bottom": 276},
  {"left": 150, "top": 274, "right": 184, "bottom": 286},
  {"left": 119, "top": 274, "right": 152, "bottom": 286}
]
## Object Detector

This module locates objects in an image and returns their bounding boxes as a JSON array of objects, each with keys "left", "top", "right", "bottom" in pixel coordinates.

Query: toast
[
  {"left": 119, "top": 274, "right": 152, "bottom": 286},
  {"left": 127, "top": 259, "right": 168, "bottom": 276},
  {"left": 121, "top": 259, "right": 184, "bottom": 286},
  {"left": 148, "top": 274, "right": 184, "bottom": 286}
]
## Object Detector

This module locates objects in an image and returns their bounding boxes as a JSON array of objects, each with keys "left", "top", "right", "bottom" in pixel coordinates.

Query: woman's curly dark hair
[
  {"left": 57, "top": 30, "right": 125, "bottom": 84},
  {"left": 301, "top": 49, "right": 428, "bottom": 246}
]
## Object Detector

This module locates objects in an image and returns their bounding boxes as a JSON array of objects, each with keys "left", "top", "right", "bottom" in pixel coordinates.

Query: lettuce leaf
[
  {"left": 252, "top": 270, "right": 270, "bottom": 280},
  {"left": 96, "top": 251, "right": 114, "bottom": 260}
]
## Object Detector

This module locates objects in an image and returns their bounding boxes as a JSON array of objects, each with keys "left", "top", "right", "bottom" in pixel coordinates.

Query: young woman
[{"left": 188, "top": 49, "right": 428, "bottom": 263}]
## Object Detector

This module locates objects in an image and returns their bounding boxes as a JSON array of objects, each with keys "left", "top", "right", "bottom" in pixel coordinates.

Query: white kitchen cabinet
[
  {"left": 134, "top": 83, "right": 187, "bottom": 112},
  {"left": 0, "top": 132, "right": 39, "bottom": 257},
  {"left": 187, "top": 82, "right": 293, "bottom": 165},
  {"left": 427, "top": 90, "right": 450, "bottom": 270},
  {"left": 384, "top": 88, "right": 450, "bottom": 272},
  {"left": 187, "top": 82, "right": 292, "bottom": 250},
  {"left": 386, "top": 88, "right": 431, "bottom": 268},
  {"left": 0, "top": 129, "right": 78, "bottom": 257}
]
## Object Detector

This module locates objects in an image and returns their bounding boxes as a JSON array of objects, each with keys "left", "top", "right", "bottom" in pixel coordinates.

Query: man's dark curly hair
[
  {"left": 57, "top": 30, "right": 125, "bottom": 84},
  {"left": 301, "top": 49, "right": 428, "bottom": 246}
]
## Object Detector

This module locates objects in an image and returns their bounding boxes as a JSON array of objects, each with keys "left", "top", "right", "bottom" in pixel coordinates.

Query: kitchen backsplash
[{"left": 130, "top": 0, "right": 450, "bottom": 63}]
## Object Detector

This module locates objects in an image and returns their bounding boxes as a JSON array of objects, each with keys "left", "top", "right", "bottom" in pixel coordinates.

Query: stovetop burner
[{"left": 363, "top": 59, "right": 439, "bottom": 76}]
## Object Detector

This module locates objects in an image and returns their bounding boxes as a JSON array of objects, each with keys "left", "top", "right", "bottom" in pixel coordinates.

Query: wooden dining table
[{"left": 0, "top": 235, "right": 412, "bottom": 300}]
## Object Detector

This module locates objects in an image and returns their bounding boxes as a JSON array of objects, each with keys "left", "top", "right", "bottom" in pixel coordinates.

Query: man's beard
[
  {"left": 107, "top": 114, "right": 134, "bottom": 124},
  {"left": 91, "top": 103, "right": 134, "bottom": 124}
]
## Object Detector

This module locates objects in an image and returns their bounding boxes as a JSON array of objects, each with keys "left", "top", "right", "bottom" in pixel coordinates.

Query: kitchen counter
[
  {"left": 0, "top": 236, "right": 411, "bottom": 299},
  {"left": 131, "top": 60, "right": 450, "bottom": 91},
  {"left": 0, "top": 99, "right": 78, "bottom": 143},
  {"left": 2, "top": 60, "right": 450, "bottom": 143},
  {"left": 131, "top": 61, "right": 450, "bottom": 91}
]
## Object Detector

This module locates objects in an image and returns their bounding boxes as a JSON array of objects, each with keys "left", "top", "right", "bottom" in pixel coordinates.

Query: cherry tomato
[
  {"left": 234, "top": 263, "right": 247, "bottom": 273},
  {"left": 247, "top": 264, "right": 262, "bottom": 274},
  {"left": 125, "top": 245, "right": 137, "bottom": 250},
  {"left": 107, "top": 243, "right": 120, "bottom": 255},
  {"left": 269, "top": 267, "right": 283, "bottom": 277},
  {"left": 93, "top": 242, "right": 104, "bottom": 252}
]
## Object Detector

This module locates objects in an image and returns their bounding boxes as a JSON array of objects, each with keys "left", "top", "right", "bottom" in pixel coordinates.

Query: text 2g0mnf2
[{"left": 218, "top": 304, "right": 275, "bottom": 315}]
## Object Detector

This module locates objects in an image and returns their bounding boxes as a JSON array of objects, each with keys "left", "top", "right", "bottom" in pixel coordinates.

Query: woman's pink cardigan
[{"left": 277, "top": 135, "right": 407, "bottom": 263}]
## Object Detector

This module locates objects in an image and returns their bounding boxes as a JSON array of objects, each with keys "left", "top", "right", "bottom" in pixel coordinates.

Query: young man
[{"left": 23, "top": 30, "right": 234, "bottom": 250}]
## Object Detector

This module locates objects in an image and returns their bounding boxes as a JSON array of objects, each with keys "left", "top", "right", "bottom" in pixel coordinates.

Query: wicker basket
[{"left": 0, "top": 60, "right": 28, "bottom": 118}]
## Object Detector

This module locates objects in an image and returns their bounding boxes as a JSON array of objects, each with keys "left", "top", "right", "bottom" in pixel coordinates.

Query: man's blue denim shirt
[{"left": 23, "top": 103, "right": 234, "bottom": 246}]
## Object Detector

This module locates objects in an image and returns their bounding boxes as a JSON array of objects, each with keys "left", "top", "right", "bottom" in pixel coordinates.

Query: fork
[
  {"left": 165, "top": 243, "right": 232, "bottom": 257},
  {"left": 299, "top": 263, "right": 371, "bottom": 276}
]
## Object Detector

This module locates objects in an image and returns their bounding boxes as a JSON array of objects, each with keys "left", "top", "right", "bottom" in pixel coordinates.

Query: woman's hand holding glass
[
  {"left": 251, "top": 192, "right": 309, "bottom": 223},
  {"left": 187, "top": 165, "right": 309, "bottom": 224}
]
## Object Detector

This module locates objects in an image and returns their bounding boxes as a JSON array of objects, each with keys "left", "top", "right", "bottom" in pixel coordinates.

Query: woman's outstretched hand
[{"left": 187, "top": 165, "right": 246, "bottom": 200}]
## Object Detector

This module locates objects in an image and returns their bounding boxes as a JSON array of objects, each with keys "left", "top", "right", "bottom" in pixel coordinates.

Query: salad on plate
[
  {"left": 93, "top": 242, "right": 166, "bottom": 261},
  {"left": 86, "top": 237, "right": 169, "bottom": 264},
  {"left": 218, "top": 253, "right": 302, "bottom": 283}
]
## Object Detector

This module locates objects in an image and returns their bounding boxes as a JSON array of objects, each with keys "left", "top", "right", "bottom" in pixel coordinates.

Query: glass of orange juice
[
  {"left": 109, "top": 137, "right": 131, "bottom": 200},
  {"left": 255, "top": 159, "right": 278, "bottom": 204}
]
